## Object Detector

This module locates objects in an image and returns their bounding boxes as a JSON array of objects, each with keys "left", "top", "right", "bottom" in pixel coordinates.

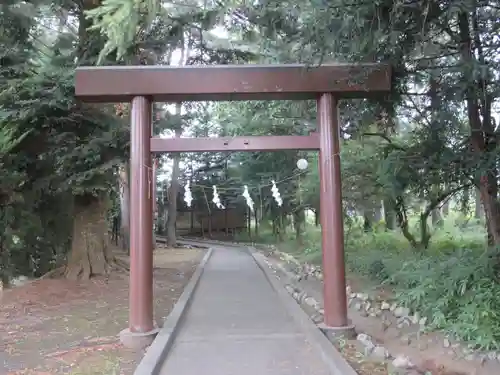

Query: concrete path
[{"left": 157, "top": 246, "right": 332, "bottom": 375}]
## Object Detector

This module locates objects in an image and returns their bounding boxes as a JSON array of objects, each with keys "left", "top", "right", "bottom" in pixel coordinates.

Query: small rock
[
  {"left": 390, "top": 303, "right": 398, "bottom": 312},
  {"left": 381, "top": 318, "right": 392, "bottom": 331},
  {"left": 357, "top": 293, "right": 369, "bottom": 301},
  {"left": 465, "top": 353, "right": 476, "bottom": 361},
  {"left": 304, "top": 296, "right": 318, "bottom": 308},
  {"left": 364, "top": 302, "right": 371, "bottom": 311},
  {"left": 397, "top": 316, "right": 411, "bottom": 327},
  {"left": 411, "top": 312, "right": 420, "bottom": 325},
  {"left": 284, "top": 285, "right": 294, "bottom": 294},
  {"left": 392, "top": 355, "right": 414, "bottom": 369},
  {"left": 419, "top": 317, "right": 427, "bottom": 326},
  {"left": 418, "top": 342, "right": 428, "bottom": 350},
  {"left": 364, "top": 344, "right": 375, "bottom": 356},
  {"left": 317, "top": 273, "right": 323, "bottom": 281},
  {"left": 10, "top": 275, "right": 30, "bottom": 287},
  {"left": 318, "top": 308, "right": 324, "bottom": 315},
  {"left": 381, "top": 301, "right": 391, "bottom": 310},
  {"left": 297, "top": 291, "right": 307, "bottom": 303},
  {"left": 394, "top": 306, "right": 410, "bottom": 318},
  {"left": 311, "top": 313, "right": 323, "bottom": 324},
  {"left": 372, "top": 346, "right": 389, "bottom": 359},
  {"left": 479, "top": 354, "right": 487, "bottom": 365},
  {"left": 400, "top": 335, "right": 411, "bottom": 345},
  {"left": 443, "top": 338, "right": 451, "bottom": 348},
  {"left": 356, "top": 333, "right": 372, "bottom": 346}
]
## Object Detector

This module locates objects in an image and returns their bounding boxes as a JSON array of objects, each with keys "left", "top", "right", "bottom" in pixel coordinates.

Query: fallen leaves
[{"left": 0, "top": 250, "right": 203, "bottom": 375}]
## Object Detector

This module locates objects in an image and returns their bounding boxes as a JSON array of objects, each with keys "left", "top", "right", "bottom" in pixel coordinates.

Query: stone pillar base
[
  {"left": 318, "top": 322, "right": 356, "bottom": 341},
  {"left": 119, "top": 327, "right": 160, "bottom": 350}
]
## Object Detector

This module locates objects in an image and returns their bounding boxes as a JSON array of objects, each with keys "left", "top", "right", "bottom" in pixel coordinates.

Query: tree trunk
[
  {"left": 419, "top": 213, "right": 432, "bottom": 249},
  {"left": 383, "top": 198, "right": 396, "bottom": 230},
  {"left": 442, "top": 185, "right": 450, "bottom": 216},
  {"left": 65, "top": 194, "right": 120, "bottom": 280},
  {"left": 373, "top": 202, "right": 383, "bottom": 223},
  {"left": 475, "top": 188, "right": 483, "bottom": 219},
  {"left": 165, "top": 31, "right": 187, "bottom": 247},
  {"left": 363, "top": 213, "right": 372, "bottom": 232},
  {"left": 254, "top": 208, "right": 259, "bottom": 237},
  {"left": 166, "top": 118, "right": 182, "bottom": 247},
  {"left": 118, "top": 163, "right": 130, "bottom": 252},
  {"left": 458, "top": 11, "right": 500, "bottom": 245},
  {"left": 442, "top": 201, "right": 449, "bottom": 216},
  {"left": 431, "top": 208, "right": 443, "bottom": 228},
  {"left": 293, "top": 208, "right": 305, "bottom": 244},
  {"left": 166, "top": 152, "right": 181, "bottom": 246}
]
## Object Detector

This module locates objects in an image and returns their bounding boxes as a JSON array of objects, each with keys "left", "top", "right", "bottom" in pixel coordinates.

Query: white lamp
[{"left": 296, "top": 158, "right": 308, "bottom": 170}]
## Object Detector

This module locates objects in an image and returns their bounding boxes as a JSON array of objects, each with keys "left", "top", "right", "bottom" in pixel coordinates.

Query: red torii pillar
[
  {"left": 74, "top": 63, "right": 391, "bottom": 348},
  {"left": 317, "top": 94, "right": 351, "bottom": 334},
  {"left": 121, "top": 96, "right": 158, "bottom": 348}
]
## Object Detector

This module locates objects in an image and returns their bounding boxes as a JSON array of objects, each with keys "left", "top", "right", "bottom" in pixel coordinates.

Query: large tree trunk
[
  {"left": 458, "top": 11, "right": 500, "bottom": 245},
  {"left": 65, "top": 194, "right": 119, "bottom": 280}
]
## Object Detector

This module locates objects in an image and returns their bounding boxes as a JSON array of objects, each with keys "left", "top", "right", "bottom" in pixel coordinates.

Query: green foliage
[
  {"left": 0, "top": 0, "right": 132, "bottom": 279},
  {"left": 85, "top": 0, "right": 158, "bottom": 63},
  {"left": 270, "top": 218, "right": 500, "bottom": 351}
]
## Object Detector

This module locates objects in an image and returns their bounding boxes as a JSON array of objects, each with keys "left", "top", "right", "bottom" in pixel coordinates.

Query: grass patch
[{"left": 239, "top": 217, "right": 500, "bottom": 351}]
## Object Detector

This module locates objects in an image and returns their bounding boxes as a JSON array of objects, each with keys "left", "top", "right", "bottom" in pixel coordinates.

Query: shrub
[{"left": 252, "top": 218, "right": 500, "bottom": 350}]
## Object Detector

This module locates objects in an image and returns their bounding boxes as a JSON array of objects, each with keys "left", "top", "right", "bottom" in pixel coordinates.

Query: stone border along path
[
  {"left": 134, "top": 248, "right": 213, "bottom": 375},
  {"left": 138, "top": 241, "right": 358, "bottom": 375},
  {"left": 175, "top": 238, "right": 500, "bottom": 375}
]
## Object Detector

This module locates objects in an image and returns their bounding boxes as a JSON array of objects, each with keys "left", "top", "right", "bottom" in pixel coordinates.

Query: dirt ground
[{"left": 0, "top": 246, "right": 204, "bottom": 375}]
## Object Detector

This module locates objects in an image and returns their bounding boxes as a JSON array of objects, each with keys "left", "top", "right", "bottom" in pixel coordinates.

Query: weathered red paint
[
  {"left": 150, "top": 134, "right": 320, "bottom": 153},
  {"left": 129, "top": 96, "right": 154, "bottom": 333},
  {"left": 317, "top": 94, "right": 348, "bottom": 327},
  {"left": 152, "top": 157, "right": 158, "bottom": 213},
  {"left": 75, "top": 64, "right": 391, "bottom": 102}
]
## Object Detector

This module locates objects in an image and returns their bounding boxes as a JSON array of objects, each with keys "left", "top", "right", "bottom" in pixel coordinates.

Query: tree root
[
  {"left": 39, "top": 266, "right": 66, "bottom": 279},
  {"left": 40, "top": 258, "right": 129, "bottom": 281},
  {"left": 111, "top": 258, "right": 129, "bottom": 272}
]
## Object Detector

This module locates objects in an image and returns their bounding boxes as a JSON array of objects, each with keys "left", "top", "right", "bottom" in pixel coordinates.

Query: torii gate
[{"left": 75, "top": 63, "right": 391, "bottom": 348}]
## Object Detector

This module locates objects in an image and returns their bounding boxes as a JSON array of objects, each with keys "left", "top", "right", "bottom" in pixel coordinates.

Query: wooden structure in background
[{"left": 176, "top": 209, "right": 247, "bottom": 236}]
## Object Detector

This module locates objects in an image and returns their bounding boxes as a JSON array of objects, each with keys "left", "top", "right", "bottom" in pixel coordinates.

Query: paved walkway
[{"left": 158, "top": 246, "right": 332, "bottom": 375}]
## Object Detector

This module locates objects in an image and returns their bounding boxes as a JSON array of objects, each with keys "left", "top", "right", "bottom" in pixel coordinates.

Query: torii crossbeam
[{"left": 75, "top": 63, "right": 392, "bottom": 348}]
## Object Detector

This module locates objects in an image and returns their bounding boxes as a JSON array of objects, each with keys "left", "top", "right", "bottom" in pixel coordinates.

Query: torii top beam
[{"left": 74, "top": 63, "right": 392, "bottom": 103}]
